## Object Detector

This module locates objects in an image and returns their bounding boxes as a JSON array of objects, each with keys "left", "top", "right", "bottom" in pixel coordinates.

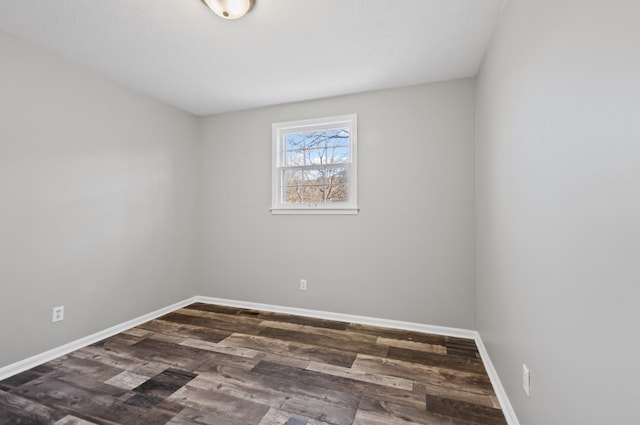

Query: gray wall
[
  {"left": 0, "top": 32, "right": 200, "bottom": 368},
  {"left": 475, "top": 0, "right": 640, "bottom": 423},
  {"left": 199, "top": 79, "right": 477, "bottom": 328}
]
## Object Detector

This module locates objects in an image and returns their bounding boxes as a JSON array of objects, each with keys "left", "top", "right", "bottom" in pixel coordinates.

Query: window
[{"left": 272, "top": 114, "right": 358, "bottom": 214}]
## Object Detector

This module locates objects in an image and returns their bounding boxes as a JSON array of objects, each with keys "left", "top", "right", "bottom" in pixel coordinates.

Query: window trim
[{"left": 271, "top": 114, "right": 358, "bottom": 215}]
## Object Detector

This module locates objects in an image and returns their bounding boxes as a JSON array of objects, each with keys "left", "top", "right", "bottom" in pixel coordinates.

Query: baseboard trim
[
  {"left": 474, "top": 333, "right": 521, "bottom": 425},
  {"left": 0, "top": 296, "right": 198, "bottom": 381},
  {"left": 195, "top": 296, "right": 478, "bottom": 339},
  {"left": 0, "top": 295, "right": 519, "bottom": 425}
]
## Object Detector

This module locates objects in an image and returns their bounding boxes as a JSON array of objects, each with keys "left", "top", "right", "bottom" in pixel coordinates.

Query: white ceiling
[{"left": 0, "top": 0, "right": 505, "bottom": 116}]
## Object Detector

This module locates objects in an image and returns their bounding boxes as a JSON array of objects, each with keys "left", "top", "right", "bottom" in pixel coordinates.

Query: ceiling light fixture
[{"left": 202, "top": 0, "right": 254, "bottom": 20}]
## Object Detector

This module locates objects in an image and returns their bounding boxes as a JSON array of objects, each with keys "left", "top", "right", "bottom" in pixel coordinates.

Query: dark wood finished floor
[{"left": 0, "top": 303, "right": 507, "bottom": 425}]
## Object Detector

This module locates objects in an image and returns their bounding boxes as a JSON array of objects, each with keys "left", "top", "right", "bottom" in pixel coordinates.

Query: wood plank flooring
[{"left": 0, "top": 303, "right": 507, "bottom": 425}]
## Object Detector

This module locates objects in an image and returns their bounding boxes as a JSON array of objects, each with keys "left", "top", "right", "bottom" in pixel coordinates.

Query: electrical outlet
[
  {"left": 300, "top": 279, "right": 307, "bottom": 291},
  {"left": 522, "top": 364, "right": 530, "bottom": 396},
  {"left": 52, "top": 306, "right": 64, "bottom": 322}
]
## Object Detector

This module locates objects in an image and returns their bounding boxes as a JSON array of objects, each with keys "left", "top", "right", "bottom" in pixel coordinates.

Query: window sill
[{"left": 271, "top": 207, "right": 359, "bottom": 215}]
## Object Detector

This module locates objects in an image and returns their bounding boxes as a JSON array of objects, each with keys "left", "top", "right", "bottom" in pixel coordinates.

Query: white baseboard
[
  {"left": 0, "top": 296, "right": 197, "bottom": 381},
  {"left": 0, "top": 295, "right": 519, "bottom": 425},
  {"left": 474, "top": 334, "right": 521, "bottom": 425},
  {"left": 195, "top": 296, "right": 478, "bottom": 339}
]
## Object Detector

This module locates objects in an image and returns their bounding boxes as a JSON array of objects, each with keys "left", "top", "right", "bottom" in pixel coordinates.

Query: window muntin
[{"left": 272, "top": 114, "right": 357, "bottom": 214}]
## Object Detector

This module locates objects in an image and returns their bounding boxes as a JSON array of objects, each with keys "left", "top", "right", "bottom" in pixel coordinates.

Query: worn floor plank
[{"left": 0, "top": 303, "right": 507, "bottom": 424}]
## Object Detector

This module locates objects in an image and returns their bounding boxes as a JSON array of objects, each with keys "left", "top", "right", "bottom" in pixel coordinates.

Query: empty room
[{"left": 0, "top": 0, "right": 637, "bottom": 424}]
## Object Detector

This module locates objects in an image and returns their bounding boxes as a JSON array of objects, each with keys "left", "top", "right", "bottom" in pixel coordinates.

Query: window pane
[
  {"left": 283, "top": 167, "right": 349, "bottom": 204},
  {"left": 326, "top": 145, "right": 350, "bottom": 164},
  {"left": 325, "top": 167, "right": 349, "bottom": 202},
  {"left": 285, "top": 129, "right": 350, "bottom": 165},
  {"left": 302, "top": 185, "right": 324, "bottom": 203},
  {"left": 306, "top": 147, "right": 327, "bottom": 165},
  {"left": 283, "top": 169, "right": 303, "bottom": 185},
  {"left": 285, "top": 133, "right": 304, "bottom": 150},
  {"left": 303, "top": 169, "right": 324, "bottom": 184},
  {"left": 325, "top": 184, "right": 348, "bottom": 202},
  {"left": 285, "top": 149, "right": 304, "bottom": 166},
  {"left": 327, "top": 129, "right": 350, "bottom": 147},
  {"left": 304, "top": 131, "right": 325, "bottom": 149},
  {"left": 284, "top": 186, "right": 303, "bottom": 203},
  {"left": 325, "top": 167, "right": 348, "bottom": 185}
]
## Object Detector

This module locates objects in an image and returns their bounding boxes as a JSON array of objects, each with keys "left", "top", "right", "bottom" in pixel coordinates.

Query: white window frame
[{"left": 271, "top": 114, "right": 358, "bottom": 215}]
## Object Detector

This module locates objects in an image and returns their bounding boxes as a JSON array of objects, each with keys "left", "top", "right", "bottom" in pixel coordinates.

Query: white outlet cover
[{"left": 52, "top": 306, "right": 64, "bottom": 322}]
